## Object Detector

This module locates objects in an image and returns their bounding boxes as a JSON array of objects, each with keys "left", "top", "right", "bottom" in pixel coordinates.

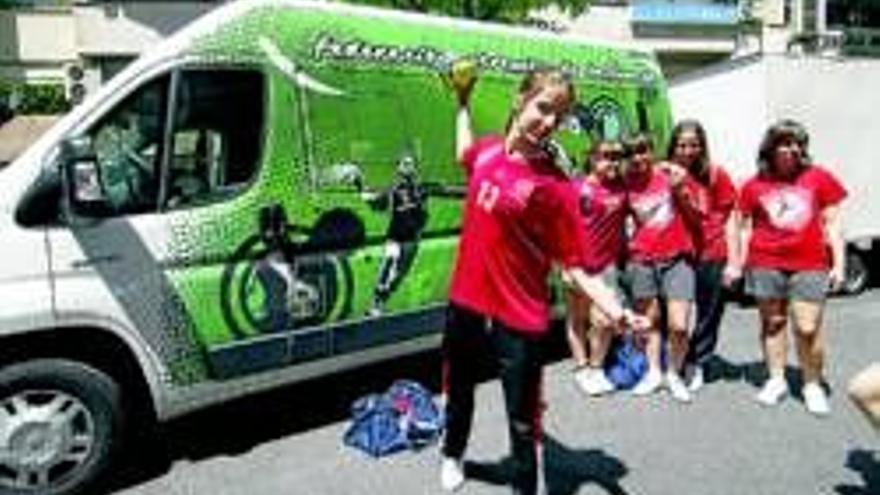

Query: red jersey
[
  {"left": 449, "top": 136, "right": 586, "bottom": 334},
  {"left": 688, "top": 165, "right": 738, "bottom": 261},
  {"left": 626, "top": 168, "right": 695, "bottom": 263},
  {"left": 571, "top": 175, "right": 628, "bottom": 273},
  {"left": 738, "top": 165, "right": 847, "bottom": 271}
]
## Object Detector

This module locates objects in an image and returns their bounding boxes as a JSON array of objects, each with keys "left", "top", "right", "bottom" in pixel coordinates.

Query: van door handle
[{"left": 71, "top": 254, "right": 121, "bottom": 269}]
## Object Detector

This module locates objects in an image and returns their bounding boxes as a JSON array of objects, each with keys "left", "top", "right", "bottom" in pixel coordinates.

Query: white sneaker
[
  {"left": 666, "top": 371, "right": 692, "bottom": 403},
  {"left": 575, "top": 367, "right": 616, "bottom": 396},
  {"left": 631, "top": 369, "right": 663, "bottom": 396},
  {"left": 756, "top": 376, "right": 789, "bottom": 406},
  {"left": 440, "top": 456, "right": 465, "bottom": 492},
  {"left": 688, "top": 367, "right": 705, "bottom": 393},
  {"left": 802, "top": 382, "right": 831, "bottom": 416}
]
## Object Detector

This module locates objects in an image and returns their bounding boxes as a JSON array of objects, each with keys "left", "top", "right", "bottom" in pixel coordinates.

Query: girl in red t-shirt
[
  {"left": 732, "top": 119, "right": 847, "bottom": 416},
  {"left": 624, "top": 133, "right": 700, "bottom": 402},
  {"left": 666, "top": 120, "right": 738, "bottom": 393},
  {"left": 566, "top": 139, "right": 629, "bottom": 397},
  {"left": 440, "top": 66, "right": 649, "bottom": 494}
]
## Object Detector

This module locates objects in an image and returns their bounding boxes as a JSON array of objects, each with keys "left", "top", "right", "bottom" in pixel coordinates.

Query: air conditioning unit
[{"left": 63, "top": 62, "right": 87, "bottom": 105}]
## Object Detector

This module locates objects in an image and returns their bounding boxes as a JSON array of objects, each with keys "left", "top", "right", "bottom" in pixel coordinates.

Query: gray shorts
[
  {"left": 745, "top": 268, "right": 829, "bottom": 302},
  {"left": 626, "top": 258, "right": 695, "bottom": 301}
]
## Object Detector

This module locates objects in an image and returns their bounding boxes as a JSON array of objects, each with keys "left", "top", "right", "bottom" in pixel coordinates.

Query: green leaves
[
  {"left": 344, "top": 0, "right": 590, "bottom": 23},
  {"left": 0, "top": 80, "right": 69, "bottom": 115}
]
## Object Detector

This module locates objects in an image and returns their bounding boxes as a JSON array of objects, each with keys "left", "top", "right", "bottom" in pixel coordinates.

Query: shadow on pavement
[
  {"left": 464, "top": 434, "right": 630, "bottom": 495},
  {"left": 98, "top": 350, "right": 443, "bottom": 494},
  {"left": 700, "top": 354, "right": 748, "bottom": 384},
  {"left": 835, "top": 449, "right": 879, "bottom": 495},
  {"left": 543, "top": 435, "right": 630, "bottom": 495}
]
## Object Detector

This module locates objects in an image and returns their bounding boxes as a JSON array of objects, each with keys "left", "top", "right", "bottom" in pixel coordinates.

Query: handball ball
[{"left": 451, "top": 59, "right": 477, "bottom": 89}]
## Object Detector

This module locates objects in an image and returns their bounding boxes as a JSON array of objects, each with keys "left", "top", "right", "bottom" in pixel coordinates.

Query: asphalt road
[{"left": 105, "top": 291, "right": 880, "bottom": 495}]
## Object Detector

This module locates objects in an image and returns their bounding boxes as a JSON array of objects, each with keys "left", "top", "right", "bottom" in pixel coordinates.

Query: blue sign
[{"left": 632, "top": 2, "right": 741, "bottom": 25}]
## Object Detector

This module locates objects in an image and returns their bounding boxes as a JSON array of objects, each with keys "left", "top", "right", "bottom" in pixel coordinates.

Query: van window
[
  {"left": 164, "top": 69, "right": 264, "bottom": 209},
  {"left": 88, "top": 75, "right": 168, "bottom": 215},
  {"left": 81, "top": 69, "right": 263, "bottom": 216}
]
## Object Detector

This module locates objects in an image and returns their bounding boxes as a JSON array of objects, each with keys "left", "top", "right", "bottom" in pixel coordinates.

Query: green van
[{"left": 0, "top": 1, "right": 671, "bottom": 493}]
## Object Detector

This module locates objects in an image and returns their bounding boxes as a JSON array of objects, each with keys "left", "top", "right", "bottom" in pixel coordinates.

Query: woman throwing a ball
[{"left": 439, "top": 61, "right": 649, "bottom": 494}]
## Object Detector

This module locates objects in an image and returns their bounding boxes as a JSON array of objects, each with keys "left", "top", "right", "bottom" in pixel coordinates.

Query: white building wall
[
  {"left": 537, "top": 4, "right": 738, "bottom": 53},
  {"left": 1, "top": 2, "right": 216, "bottom": 85},
  {"left": 761, "top": 0, "right": 788, "bottom": 26},
  {"left": 0, "top": 9, "right": 76, "bottom": 81},
  {"left": 535, "top": 4, "right": 739, "bottom": 78},
  {"left": 543, "top": 5, "right": 634, "bottom": 43},
  {"left": 74, "top": 2, "right": 215, "bottom": 57}
]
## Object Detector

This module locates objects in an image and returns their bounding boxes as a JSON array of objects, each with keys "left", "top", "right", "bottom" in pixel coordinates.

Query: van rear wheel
[
  {"left": 0, "top": 359, "right": 122, "bottom": 495},
  {"left": 843, "top": 250, "right": 870, "bottom": 295}
]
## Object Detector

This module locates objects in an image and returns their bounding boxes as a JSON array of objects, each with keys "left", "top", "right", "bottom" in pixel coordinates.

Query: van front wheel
[{"left": 0, "top": 359, "right": 123, "bottom": 495}]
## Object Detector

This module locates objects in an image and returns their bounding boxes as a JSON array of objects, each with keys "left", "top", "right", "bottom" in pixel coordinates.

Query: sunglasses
[
  {"left": 628, "top": 143, "right": 651, "bottom": 155},
  {"left": 597, "top": 150, "right": 624, "bottom": 161}
]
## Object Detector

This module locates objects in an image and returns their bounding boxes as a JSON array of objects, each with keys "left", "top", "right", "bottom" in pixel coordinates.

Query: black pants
[
  {"left": 442, "top": 303, "right": 544, "bottom": 495},
  {"left": 686, "top": 260, "right": 728, "bottom": 368}
]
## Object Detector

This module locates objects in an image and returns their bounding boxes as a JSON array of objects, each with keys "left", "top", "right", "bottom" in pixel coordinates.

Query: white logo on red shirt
[
  {"left": 603, "top": 195, "right": 624, "bottom": 210},
  {"left": 512, "top": 178, "right": 535, "bottom": 206},
  {"left": 760, "top": 187, "right": 813, "bottom": 231},
  {"left": 631, "top": 191, "right": 674, "bottom": 228},
  {"left": 579, "top": 183, "right": 595, "bottom": 215},
  {"left": 476, "top": 180, "right": 500, "bottom": 212},
  {"left": 579, "top": 182, "right": 624, "bottom": 217}
]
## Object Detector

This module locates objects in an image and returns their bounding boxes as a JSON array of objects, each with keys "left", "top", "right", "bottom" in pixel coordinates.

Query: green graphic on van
[
  {"left": 311, "top": 33, "right": 659, "bottom": 85},
  {"left": 220, "top": 205, "right": 358, "bottom": 337},
  {"left": 575, "top": 96, "right": 633, "bottom": 140},
  {"left": 112, "top": 3, "right": 673, "bottom": 379}
]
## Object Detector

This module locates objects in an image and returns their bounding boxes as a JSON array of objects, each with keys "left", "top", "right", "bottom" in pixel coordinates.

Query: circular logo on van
[
  {"left": 586, "top": 96, "right": 629, "bottom": 141},
  {"left": 220, "top": 234, "right": 353, "bottom": 339}
]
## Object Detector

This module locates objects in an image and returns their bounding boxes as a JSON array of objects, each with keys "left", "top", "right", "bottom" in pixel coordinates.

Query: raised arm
[
  {"left": 450, "top": 60, "right": 478, "bottom": 165},
  {"left": 456, "top": 104, "right": 473, "bottom": 165}
]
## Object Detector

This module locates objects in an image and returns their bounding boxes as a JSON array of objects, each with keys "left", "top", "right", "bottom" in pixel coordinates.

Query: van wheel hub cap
[{"left": 0, "top": 391, "right": 94, "bottom": 489}]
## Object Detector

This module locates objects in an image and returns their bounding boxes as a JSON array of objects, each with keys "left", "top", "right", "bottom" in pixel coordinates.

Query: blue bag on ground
[
  {"left": 343, "top": 394, "right": 409, "bottom": 457},
  {"left": 604, "top": 334, "right": 648, "bottom": 390},
  {"left": 344, "top": 380, "right": 444, "bottom": 457},
  {"left": 386, "top": 380, "right": 445, "bottom": 448}
]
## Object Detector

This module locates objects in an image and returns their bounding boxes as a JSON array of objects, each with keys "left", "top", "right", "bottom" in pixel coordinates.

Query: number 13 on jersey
[{"left": 476, "top": 180, "right": 500, "bottom": 212}]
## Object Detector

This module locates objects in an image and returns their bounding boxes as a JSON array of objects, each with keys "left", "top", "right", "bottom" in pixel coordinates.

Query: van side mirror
[{"left": 61, "top": 136, "right": 108, "bottom": 212}]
